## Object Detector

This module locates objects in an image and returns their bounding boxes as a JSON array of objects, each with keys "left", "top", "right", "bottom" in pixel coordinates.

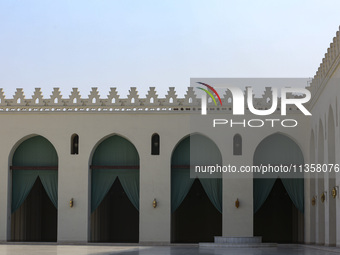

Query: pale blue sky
[{"left": 0, "top": 0, "right": 339, "bottom": 98}]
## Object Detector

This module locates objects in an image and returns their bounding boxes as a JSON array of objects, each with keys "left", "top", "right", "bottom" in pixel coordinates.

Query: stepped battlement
[
  {"left": 0, "top": 87, "right": 304, "bottom": 114},
  {"left": 310, "top": 26, "right": 340, "bottom": 100}
]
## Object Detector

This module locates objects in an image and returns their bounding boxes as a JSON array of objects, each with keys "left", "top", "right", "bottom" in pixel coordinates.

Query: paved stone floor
[{"left": 0, "top": 244, "right": 339, "bottom": 255}]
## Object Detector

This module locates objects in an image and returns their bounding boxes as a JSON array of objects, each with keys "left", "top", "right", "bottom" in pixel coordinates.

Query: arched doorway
[
  {"left": 11, "top": 136, "right": 58, "bottom": 242},
  {"left": 171, "top": 134, "right": 222, "bottom": 243},
  {"left": 253, "top": 133, "right": 304, "bottom": 243},
  {"left": 90, "top": 135, "right": 139, "bottom": 242}
]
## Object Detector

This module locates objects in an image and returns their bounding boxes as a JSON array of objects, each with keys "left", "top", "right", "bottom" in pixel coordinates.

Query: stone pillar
[
  {"left": 222, "top": 152, "right": 253, "bottom": 237},
  {"left": 0, "top": 148, "right": 10, "bottom": 241},
  {"left": 316, "top": 176, "right": 325, "bottom": 245},
  {"left": 324, "top": 174, "right": 330, "bottom": 245},
  {"left": 139, "top": 135, "right": 171, "bottom": 244},
  {"left": 304, "top": 173, "right": 316, "bottom": 244},
  {"left": 57, "top": 137, "right": 90, "bottom": 243}
]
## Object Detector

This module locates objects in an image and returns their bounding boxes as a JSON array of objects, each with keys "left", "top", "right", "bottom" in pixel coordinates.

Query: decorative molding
[{"left": 0, "top": 87, "right": 303, "bottom": 114}]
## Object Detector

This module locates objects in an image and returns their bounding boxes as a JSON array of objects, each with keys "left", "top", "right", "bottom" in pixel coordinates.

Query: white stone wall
[
  {"left": 0, "top": 106, "right": 310, "bottom": 243},
  {"left": 305, "top": 27, "right": 340, "bottom": 246}
]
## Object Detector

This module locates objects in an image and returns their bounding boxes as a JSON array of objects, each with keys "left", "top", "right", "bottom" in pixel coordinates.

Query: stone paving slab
[{"left": 0, "top": 244, "right": 338, "bottom": 255}]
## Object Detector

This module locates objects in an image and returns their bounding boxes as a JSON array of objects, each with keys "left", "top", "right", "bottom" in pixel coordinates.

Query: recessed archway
[
  {"left": 90, "top": 135, "right": 139, "bottom": 243},
  {"left": 253, "top": 133, "right": 304, "bottom": 243},
  {"left": 10, "top": 135, "right": 58, "bottom": 242},
  {"left": 171, "top": 133, "right": 222, "bottom": 243}
]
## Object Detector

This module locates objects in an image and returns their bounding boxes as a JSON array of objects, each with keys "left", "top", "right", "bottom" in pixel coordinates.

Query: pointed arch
[
  {"left": 11, "top": 135, "right": 58, "bottom": 242},
  {"left": 171, "top": 133, "right": 222, "bottom": 243},
  {"left": 90, "top": 134, "right": 139, "bottom": 243},
  {"left": 253, "top": 132, "right": 304, "bottom": 243}
]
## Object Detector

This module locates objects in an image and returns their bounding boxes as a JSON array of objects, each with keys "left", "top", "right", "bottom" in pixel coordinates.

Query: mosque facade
[{"left": 0, "top": 27, "right": 340, "bottom": 246}]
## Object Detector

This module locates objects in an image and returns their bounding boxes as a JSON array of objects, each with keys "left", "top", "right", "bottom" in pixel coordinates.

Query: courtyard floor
[{"left": 0, "top": 244, "right": 339, "bottom": 255}]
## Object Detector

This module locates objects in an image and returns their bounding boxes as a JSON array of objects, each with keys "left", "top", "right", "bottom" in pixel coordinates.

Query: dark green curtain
[
  {"left": 253, "top": 133, "right": 304, "bottom": 213},
  {"left": 200, "top": 178, "right": 222, "bottom": 213},
  {"left": 253, "top": 178, "right": 304, "bottom": 213},
  {"left": 253, "top": 134, "right": 304, "bottom": 166},
  {"left": 39, "top": 170, "right": 58, "bottom": 208},
  {"left": 91, "top": 135, "right": 139, "bottom": 213},
  {"left": 171, "top": 134, "right": 222, "bottom": 213},
  {"left": 91, "top": 169, "right": 139, "bottom": 212},
  {"left": 253, "top": 178, "right": 276, "bottom": 213},
  {"left": 281, "top": 178, "right": 304, "bottom": 213},
  {"left": 12, "top": 170, "right": 58, "bottom": 213},
  {"left": 12, "top": 136, "right": 58, "bottom": 167},
  {"left": 12, "top": 170, "right": 40, "bottom": 213},
  {"left": 12, "top": 136, "right": 58, "bottom": 213},
  {"left": 171, "top": 168, "right": 195, "bottom": 213}
]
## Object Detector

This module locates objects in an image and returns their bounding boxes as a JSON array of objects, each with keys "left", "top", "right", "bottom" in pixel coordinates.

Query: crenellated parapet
[
  {"left": 0, "top": 87, "right": 303, "bottom": 114},
  {"left": 309, "top": 26, "right": 340, "bottom": 105}
]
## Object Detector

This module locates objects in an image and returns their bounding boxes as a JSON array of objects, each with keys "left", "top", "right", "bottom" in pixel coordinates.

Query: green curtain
[
  {"left": 12, "top": 170, "right": 39, "bottom": 213},
  {"left": 91, "top": 169, "right": 140, "bottom": 213},
  {"left": 91, "top": 135, "right": 140, "bottom": 213},
  {"left": 281, "top": 178, "right": 304, "bottom": 213},
  {"left": 171, "top": 168, "right": 195, "bottom": 213},
  {"left": 12, "top": 136, "right": 59, "bottom": 213},
  {"left": 189, "top": 134, "right": 223, "bottom": 167},
  {"left": 253, "top": 178, "right": 276, "bottom": 213},
  {"left": 171, "top": 134, "right": 222, "bottom": 213},
  {"left": 171, "top": 169, "right": 222, "bottom": 213},
  {"left": 119, "top": 170, "right": 140, "bottom": 211},
  {"left": 91, "top": 169, "right": 118, "bottom": 213},
  {"left": 200, "top": 178, "right": 222, "bottom": 213},
  {"left": 12, "top": 136, "right": 58, "bottom": 167},
  {"left": 12, "top": 170, "right": 58, "bottom": 213},
  {"left": 253, "top": 134, "right": 304, "bottom": 167},
  {"left": 92, "top": 136, "right": 139, "bottom": 166},
  {"left": 253, "top": 178, "right": 304, "bottom": 213},
  {"left": 39, "top": 170, "right": 58, "bottom": 208}
]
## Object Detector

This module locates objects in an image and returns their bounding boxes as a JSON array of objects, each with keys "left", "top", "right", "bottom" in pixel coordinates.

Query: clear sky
[{"left": 0, "top": 0, "right": 339, "bottom": 98}]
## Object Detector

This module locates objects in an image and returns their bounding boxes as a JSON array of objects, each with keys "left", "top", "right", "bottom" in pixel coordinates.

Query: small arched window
[
  {"left": 71, "top": 134, "right": 79, "bottom": 155},
  {"left": 151, "top": 133, "right": 160, "bottom": 155},
  {"left": 233, "top": 134, "right": 242, "bottom": 155}
]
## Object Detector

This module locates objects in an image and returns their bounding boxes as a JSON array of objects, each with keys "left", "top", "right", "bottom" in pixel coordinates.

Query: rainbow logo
[{"left": 196, "top": 82, "right": 223, "bottom": 106}]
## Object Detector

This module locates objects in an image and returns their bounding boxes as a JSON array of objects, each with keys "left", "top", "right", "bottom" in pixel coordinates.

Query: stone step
[
  {"left": 199, "top": 236, "right": 277, "bottom": 248},
  {"left": 199, "top": 242, "right": 277, "bottom": 248},
  {"left": 214, "top": 236, "right": 262, "bottom": 244}
]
